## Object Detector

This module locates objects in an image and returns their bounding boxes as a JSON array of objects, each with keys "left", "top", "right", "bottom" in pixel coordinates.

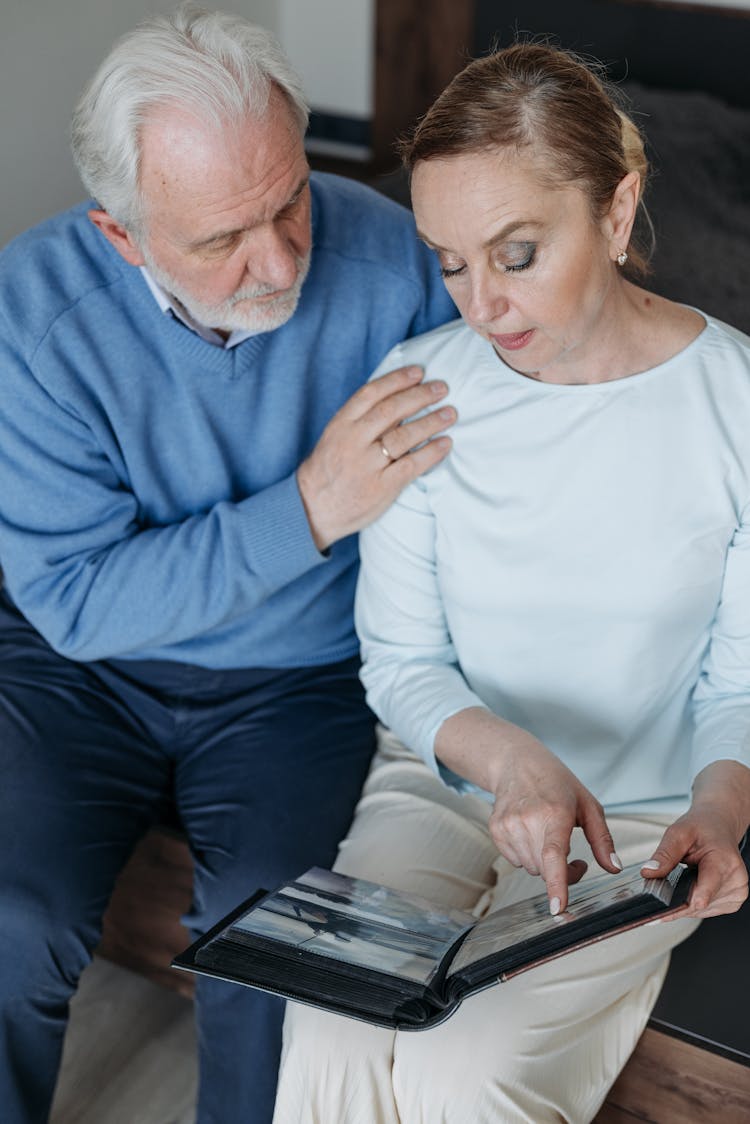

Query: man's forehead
[
  {"left": 138, "top": 91, "right": 308, "bottom": 227},
  {"left": 140, "top": 90, "right": 300, "bottom": 172}
]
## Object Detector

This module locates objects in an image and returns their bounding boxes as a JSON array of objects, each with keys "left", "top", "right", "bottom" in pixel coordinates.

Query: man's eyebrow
[
  {"left": 282, "top": 175, "right": 310, "bottom": 209},
  {"left": 189, "top": 228, "right": 244, "bottom": 251},
  {"left": 188, "top": 175, "right": 310, "bottom": 250},
  {"left": 417, "top": 219, "right": 542, "bottom": 253}
]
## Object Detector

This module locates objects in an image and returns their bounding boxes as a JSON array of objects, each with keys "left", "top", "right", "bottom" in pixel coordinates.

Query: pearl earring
[{"left": 616, "top": 250, "right": 628, "bottom": 267}]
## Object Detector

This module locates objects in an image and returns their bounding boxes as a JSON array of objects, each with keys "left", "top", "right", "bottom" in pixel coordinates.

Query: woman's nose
[{"left": 465, "top": 274, "right": 511, "bottom": 327}]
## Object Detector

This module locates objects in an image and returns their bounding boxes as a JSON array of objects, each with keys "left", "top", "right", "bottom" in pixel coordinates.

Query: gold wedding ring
[{"left": 380, "top": 440, "right": 394, "bottom": 462}]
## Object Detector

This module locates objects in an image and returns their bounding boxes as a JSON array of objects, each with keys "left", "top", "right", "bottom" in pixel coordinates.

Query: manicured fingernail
[
  {"left": 549, "top": 897, "right": 561, "bottom": 916},
  {"left": 611, "top": 852, "right": 623, "bottom": 870},
  {"left": 641, "top": 860, "right": 660, "bottom": 871},
  {"left": 407, "top": 366, "right": 422, "bottom": 380},
  {"left": 439, "top": 407, "right": 455, "bottom": 420},
  {"left": 430, "top": 380, "right": 448, "bottom": 395}
]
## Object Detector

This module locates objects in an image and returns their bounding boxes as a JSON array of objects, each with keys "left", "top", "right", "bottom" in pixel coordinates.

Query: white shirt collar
[{"left": 140, "top": 267, "right": 260, "bottom": 349}]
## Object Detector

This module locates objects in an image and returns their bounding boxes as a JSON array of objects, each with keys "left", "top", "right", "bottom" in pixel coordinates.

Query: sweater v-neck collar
[{"left": 122, "top": 263, "right": 273, "bottom": 373}]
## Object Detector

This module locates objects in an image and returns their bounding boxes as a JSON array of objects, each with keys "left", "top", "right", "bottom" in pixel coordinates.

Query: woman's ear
[
  {"left": 87, "top": 209, "right": 146, "bottom": 267},
  {"left": 602, "top": 171, "right": 640, "bottom": 262}
]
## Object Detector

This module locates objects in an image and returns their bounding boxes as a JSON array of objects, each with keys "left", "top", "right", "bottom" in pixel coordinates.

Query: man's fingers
[
  {"left": 345, "top": 366, "right": 449, "bottom": 432},
  {"left": 342, "top": 365, "right": 425, "bottom": 420},
  {"left": 299, "top": 368, "right": 455, "bottom": 549},
  {"left": 378, "top": 406, "right": 456, "bottom": 463},
  {"left": 365, "top": 381, "right": 450, "bottom": 439},
  {"left": 387, "top": 434, "right": 453, "bottom": 480}
]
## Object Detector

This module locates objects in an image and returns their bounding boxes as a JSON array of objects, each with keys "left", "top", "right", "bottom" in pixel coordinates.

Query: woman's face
[{"left": 411, "top": 147, "right": 628, "bottom": 383}]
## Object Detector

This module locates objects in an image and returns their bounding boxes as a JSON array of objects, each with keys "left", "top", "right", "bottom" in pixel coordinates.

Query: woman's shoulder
[
  {"left": 700, "top": 312, "right": 750, "bottom": 354},
  {"left": 684, "top": 310, "right": 750, "bottom": 382},
  {"left": 627, "top": 286, "right": 750, "bottom": 376},
  {"left": 374, "top": 317, "right": 486, "bottom": 385}
]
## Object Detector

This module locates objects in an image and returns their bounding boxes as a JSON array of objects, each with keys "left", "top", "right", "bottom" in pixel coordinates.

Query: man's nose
[{"left": 246, "top": 225, "right": 301, "bottom": 292}]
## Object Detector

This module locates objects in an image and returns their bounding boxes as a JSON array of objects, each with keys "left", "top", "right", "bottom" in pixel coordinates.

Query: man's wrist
[{"left": 296, "top": 461, "right": 332, "bottom": 553}]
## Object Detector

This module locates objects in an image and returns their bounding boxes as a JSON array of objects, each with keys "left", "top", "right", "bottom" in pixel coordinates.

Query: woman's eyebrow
[{"left": 417, "top": 219, "right": 543, "bottom": 253}]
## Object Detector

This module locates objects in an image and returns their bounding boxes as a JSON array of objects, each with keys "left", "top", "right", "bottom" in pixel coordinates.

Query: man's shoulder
[
  {"left": 0, "top": 202, "right": 126, "bottom": 346},
  {"left": 310, "top": 171, "right": 412, "bottom": 221},
  {"left": 310, "top": 172, "right": 422, "bottom": 269}
]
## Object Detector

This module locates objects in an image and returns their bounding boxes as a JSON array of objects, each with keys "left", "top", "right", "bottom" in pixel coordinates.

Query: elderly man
[{"left": 0, "top": 6, "right": 456, "bottom": 1122}]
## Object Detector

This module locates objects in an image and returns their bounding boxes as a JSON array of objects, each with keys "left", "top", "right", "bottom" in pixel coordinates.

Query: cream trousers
[{"left": 273, "top": 730, "right": 699, "bottom": 1124}]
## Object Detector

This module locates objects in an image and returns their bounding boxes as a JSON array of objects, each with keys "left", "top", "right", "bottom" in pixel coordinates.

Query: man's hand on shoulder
[{"left": 297, "top": 365, "right": 456, "bottom": 551}]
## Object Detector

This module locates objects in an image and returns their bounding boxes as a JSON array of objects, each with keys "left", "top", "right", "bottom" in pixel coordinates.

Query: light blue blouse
[{"left": 356, "top": 314, "right": 750, "bottom": 815}]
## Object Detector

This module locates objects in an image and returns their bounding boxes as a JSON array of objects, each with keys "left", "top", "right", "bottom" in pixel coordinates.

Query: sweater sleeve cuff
[{"left": 237, "top": 472, "right": 328, "bottom": 591}]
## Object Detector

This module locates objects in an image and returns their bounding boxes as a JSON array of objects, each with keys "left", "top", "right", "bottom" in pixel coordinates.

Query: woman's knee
[{"left": 275, "top": 1002, "right": 398, "bottom": 1122}]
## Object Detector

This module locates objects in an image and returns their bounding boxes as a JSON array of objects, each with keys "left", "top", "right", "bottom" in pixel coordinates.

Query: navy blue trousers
[{"left": 0, "top": 594, "right": 376, "bottom": 1123}]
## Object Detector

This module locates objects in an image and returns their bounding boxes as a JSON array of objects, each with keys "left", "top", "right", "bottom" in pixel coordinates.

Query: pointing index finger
[{"left": 541, "top": 833, "right": 573, "bottom": 915}]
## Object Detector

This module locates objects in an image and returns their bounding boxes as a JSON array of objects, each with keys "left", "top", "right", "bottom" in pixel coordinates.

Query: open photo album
[{"left": 173, "top": 860, "right": 692, "bottom": 1031}]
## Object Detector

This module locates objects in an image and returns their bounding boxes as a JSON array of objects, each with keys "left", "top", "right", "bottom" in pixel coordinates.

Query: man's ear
[{"left": 88, "top": 209, "right": 145, "bottom": 267}]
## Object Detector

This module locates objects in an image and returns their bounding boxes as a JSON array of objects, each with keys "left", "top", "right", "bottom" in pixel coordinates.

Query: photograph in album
[{"left": 173, "top": 861, "right": 692, "bottom": 1030}]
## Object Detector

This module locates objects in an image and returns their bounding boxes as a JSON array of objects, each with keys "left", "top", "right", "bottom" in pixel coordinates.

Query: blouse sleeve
[
  {"left": 691, "top": 502, "right": 750, "bottom": 781},
  {"left": 355, "top": 474, "right": 488, "bottom": 779}
]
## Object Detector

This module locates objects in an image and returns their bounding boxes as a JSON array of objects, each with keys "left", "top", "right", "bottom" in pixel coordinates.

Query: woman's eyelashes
[
  {"left": 438, "top": 242, "right": 537, "bottom": 279},
  {"left": 502, "top": 242, "right": 537, "bottom": 272},
  {"left": 440, "top": 262, "right": 466, "bottom": 278}
]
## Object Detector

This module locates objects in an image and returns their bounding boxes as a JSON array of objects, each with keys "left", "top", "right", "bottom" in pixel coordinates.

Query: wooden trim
[
  {"left": 595, "top": 1027, "right": 750, "bottom": 1123},
  {"left": 97, "top": 828, "right": 195, "bottom": 998},
  {"left": 372, "top": 0, "right": 474, "bottom": 170}
]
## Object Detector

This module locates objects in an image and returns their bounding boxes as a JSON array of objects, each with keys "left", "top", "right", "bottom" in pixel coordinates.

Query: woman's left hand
[{"left": 641, "top": 760, "right": 750, "bottom": 918}]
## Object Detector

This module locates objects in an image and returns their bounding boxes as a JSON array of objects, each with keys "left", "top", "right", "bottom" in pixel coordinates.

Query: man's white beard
[{"left": 142, "top": 249, "right": 311, "bottom": 334}]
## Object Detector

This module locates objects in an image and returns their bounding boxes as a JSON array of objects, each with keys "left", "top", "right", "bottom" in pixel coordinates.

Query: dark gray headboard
[
  {"left": 469, "top": 1, "right": 750, "bottom": 329},
  {"left": 475, "top": 1, "right": 750, "bottom": 108}
]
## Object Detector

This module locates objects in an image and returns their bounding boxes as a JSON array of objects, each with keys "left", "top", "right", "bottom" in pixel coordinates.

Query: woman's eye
[
  {"left": 437, "top": 242, "right": 536, "bottom": 279},
  {"left": 502, "top": 244, "right": 536, "bottom": 273},
  {"left": 440, "top": 262, "right": 466, "bottom": 279}
]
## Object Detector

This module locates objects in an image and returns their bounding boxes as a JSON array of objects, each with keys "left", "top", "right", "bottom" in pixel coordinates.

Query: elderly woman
[{"left": 273, "top": 43, "right": 750, "bottom": 1123}]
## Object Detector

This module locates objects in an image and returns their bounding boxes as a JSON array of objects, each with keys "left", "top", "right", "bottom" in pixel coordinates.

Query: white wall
[
  {"left": 278, "top": 0, "right": 373, "bottom": 119},
  {"left": 0, "top": 0, "right": 279, "bottom": 248},
  {"left": 0, "top": 0, "right": 375, "bottom": 248}
]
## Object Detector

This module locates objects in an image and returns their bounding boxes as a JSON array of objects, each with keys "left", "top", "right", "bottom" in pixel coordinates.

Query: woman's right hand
[{"left": 435, "top": 707, "right": 622, "bottom": 914}]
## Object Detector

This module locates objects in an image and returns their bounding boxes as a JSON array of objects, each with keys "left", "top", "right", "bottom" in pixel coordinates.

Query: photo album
[{"left": 173, "top": 859, "right": 692, "bottom": 1030}]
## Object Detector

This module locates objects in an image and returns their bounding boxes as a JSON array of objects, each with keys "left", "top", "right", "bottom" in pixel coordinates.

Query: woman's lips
[{"left": 490, "top": 329, "right": 534, "bottom": 351}]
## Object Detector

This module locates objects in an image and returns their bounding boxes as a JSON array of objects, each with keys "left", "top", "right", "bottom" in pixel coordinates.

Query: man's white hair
[{"left": 71, "top": 3, "right": 309, "bottom": 235}]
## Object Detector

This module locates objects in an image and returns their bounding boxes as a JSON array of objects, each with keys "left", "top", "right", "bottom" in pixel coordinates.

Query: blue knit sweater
[{"left": 0, "top": 174, "right": 456, "bottom": 667}]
